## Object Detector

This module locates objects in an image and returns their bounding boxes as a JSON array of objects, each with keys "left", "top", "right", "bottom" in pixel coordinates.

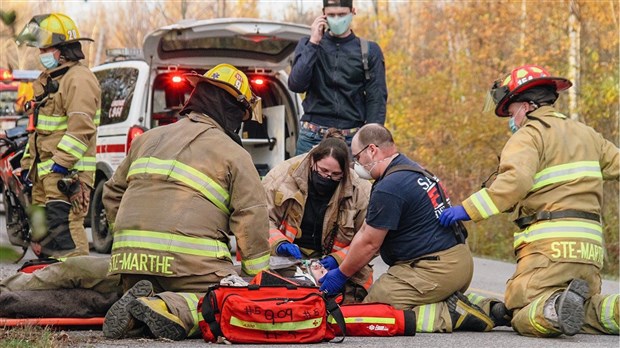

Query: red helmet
[{"left": 486, "top": 65, "right": 572, "bottom": 117}]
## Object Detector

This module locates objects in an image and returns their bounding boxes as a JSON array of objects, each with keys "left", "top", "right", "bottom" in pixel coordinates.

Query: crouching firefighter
[
  {"left": 440, "top": 64, "right": 619, "bottom": 337},
  {"left": 102, "top": 64, "right": 271, "bottom": 341},
  {"left": 16, "top": 13, "right": 101, "bottom": 258}
]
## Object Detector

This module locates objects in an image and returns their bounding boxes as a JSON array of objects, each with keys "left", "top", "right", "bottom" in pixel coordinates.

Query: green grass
[
  {"left": 0, "top": 326, "right": 64, "bottom": 348},
  {"left": 0, "top": 245, "right": 21, "bottom": 263}
]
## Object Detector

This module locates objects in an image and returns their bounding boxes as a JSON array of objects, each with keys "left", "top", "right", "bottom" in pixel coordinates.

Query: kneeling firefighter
[
  {"left": 102, "top": 64, "right": 270, "bottom": 341},
  {"left": 16, "top": 13, "right": 101, "bottom": 258}
]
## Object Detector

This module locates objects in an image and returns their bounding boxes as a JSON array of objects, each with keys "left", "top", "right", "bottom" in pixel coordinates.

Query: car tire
[{"left": 91, "top": 180, "right": 112, "bottom": 253}]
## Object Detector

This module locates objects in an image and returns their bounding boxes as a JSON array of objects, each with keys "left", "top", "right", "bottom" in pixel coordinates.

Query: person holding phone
[{"left": 288, "top": 0, "right": 388, "bottom": 155}]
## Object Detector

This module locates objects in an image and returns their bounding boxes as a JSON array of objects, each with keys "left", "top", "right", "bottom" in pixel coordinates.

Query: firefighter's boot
[
  {"left": 448, "top": 291, "right": 494, "bottom": 332},
  {"left": 128, "top": 297, "right": 187, "bottom": 341},
  {"left": 490, "top": 301, "right": 512, "bottom": 327},
  {"left": 544, "top": 278, "right": 589, "bottom": 336},
  {"left": 103, "top": 280, "right": 153, "bottom": 339}
]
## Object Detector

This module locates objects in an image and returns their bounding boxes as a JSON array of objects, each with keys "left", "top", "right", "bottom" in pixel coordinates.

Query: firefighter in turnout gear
[
  {"left": 16, "top": 13, "right": 101, "bottom": 258},
  {"left": 102, "top": 64, "right": 270, "bottom": 340},
  {"left": 440, "top": 65, "right": 620, "bottom": 337}
]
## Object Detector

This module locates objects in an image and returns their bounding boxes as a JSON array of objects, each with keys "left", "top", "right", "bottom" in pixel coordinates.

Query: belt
[
  {"left": 301, "top": 121, "right": 360, "bottom": 137},
  {"left": 514, "top": 209, "right": 601, "bottom": 230}
]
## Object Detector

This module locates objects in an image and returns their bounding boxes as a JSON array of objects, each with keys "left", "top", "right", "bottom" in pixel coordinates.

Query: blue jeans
[{"left": 295, "top": 128, "right": 353, "bottom": 156}]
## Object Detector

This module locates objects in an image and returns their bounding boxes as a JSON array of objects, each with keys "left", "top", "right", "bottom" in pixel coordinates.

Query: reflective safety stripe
[
  {"left": 328, "top": 316, "right": 395, "bottom": 324},
  {"left": 127, "top": 157, "right": 230, "bottom": 215},
  {"left": 36, "top": 114, "right": 68, "bottom": 131},
  {"left": 416, "top": 303, "right": 436, "bottom": 332},
  {"left": 531, "top": 161, "right": 602, "bottom": 192},
  {"left": 230, "top": 315, "right": 323, "bottom": 331},
  {"left": 37, "top": 157, "right": 96, "bottom": 176},
  {"left": 241, "top": 253, "right": 270, "bottom": 276},
  {"left": 466, "top": 293, "right": 485, "bottom": 306},
  {"left": 529, "top": 296, "right": 551, "bottom": 334},
  {"left": 469, "top": 189, "right": 500, "bottom": 219},
  {"left": 23, "top": 142, "right": 31, "bottom": 159},
  {"left": 600, "top": 294, "right": 619, "bottom": 334},
  {"left": 72, "top": 156, "right": 96, "bottom": 171},
  {"left": 268, "top": 228, "right": 289, "bottom": 246},
  {"left": 57, "top": 134, "right": 87, "bottom": 159},
  {"left": 180, "top": 293, "right": 201, "bottom": 336},
  {"left": 94, "top": 109, "right": 101, "bottom": 126},
  {"left": 513, "top": 220, "right": 603, "bottom": 249},
  {"left": 112, "top": 229, "right": 232, "bottom": 260}
]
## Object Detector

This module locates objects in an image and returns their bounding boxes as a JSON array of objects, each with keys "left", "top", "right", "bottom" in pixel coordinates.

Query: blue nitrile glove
[
  {"left": 319, "top": 255, "right": 339, "bottom": 270},
  {"left": 439, "top": 205, "right": 471, "bottom": 227},
  {"left": 51, "top": 163, "right": 69, "bottom": 175},
  {"left": 276, "top": 242, "right": 302, "bottom": 259},
  {"left": 319, "top": 267, "right": 349, "bottom": 295}
]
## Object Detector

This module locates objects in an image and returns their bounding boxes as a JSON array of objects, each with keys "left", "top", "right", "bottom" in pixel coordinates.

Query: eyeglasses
[
  {"left": 352, "top": 144, "right": 372, "bottom": 164},
  {"left": 314, "top": 164, "right": 343, "bottom": 181}
]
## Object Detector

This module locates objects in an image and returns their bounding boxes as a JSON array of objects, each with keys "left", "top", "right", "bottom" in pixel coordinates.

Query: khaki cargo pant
[
  {"left": 506, "top": 252, "right": 619, "bottom": 337},
  {"left": 122, "top": 273, "right": 226, "bottom": 338},
  {"left": 31, "top": 171, "right": 89, "bottom": 258},
  {"left": 363, "top": 243, "right": 473, "bottom": 332}
]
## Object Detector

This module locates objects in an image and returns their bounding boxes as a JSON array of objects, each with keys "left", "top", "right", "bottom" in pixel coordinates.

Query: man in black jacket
[{"left": 288, "top": 0, "right": 387, "bottom": 155}]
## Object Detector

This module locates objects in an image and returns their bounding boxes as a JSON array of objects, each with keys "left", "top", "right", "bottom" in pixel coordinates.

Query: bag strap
[
  {"left": 384, "top": 164, "right": 468, "bottom": 244},
  {"left": 201, "top": 287, "right": 223, "bottom": 339},
  {"left": 359, "top": 37, "right": 370, "bottom": 81},
  {"left": 325, "top": 296, "right": 346, "bottom": 343}
]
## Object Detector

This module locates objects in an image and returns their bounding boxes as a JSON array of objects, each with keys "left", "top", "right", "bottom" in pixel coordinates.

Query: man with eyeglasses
[
  {"left": 288, "top": 0, "right": 387, "bottom": 155},
  {"left": 320, "top": 124, "right": 508, "bottom": 333}
]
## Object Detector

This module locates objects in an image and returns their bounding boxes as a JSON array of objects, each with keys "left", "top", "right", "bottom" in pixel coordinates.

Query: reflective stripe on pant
[
  {"left": 506, "top": 252, "right": 616, "bottom": 336},
  {"left": 31, "top": 171, "right": 89, "bottom": 257}
]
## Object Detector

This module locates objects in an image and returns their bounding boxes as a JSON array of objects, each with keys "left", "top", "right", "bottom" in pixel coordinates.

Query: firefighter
[
  {"left": 440, "top": 65, "right": 619, "bottom": 337},
  {"left": 263, "top": 129, "right": 372, "bottom": 303},
  {"left": 16, "top": 13, "right": 101, "bottom": 258},
  {"left": 102, "top": 64, "right": 271, "bottom": 341}
]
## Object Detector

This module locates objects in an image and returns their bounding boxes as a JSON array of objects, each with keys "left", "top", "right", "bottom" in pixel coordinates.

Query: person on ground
[
  {"left": 263, "top": 128, "right": 372, "bottom": 303},
  {"left": 440, "top": 64, "right": 619, "bottom": 337},
  {"left": 319, "top": 124, "right": 506, "bottom": 332},
  {"left": 102, "top": 64, "right": 271, "bottom": 341}
]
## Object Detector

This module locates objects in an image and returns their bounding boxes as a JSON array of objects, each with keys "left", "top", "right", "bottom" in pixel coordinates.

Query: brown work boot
[
  {"left": 447, "top": 291, "right": 494, "bottom": 332},
  {"left": 128, "top": 297, "right": 187, "bottom": 341},
  {"left": 555, "top": 279, "right": 589, "bottom": 336},
  {"left": 103, "top": 280, "right": 153, "bottom": 339}
]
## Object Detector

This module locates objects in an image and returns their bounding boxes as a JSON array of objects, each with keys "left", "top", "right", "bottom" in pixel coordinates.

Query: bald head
[{"left": 352, "top": 123, "right": 397, "bottom": 154}]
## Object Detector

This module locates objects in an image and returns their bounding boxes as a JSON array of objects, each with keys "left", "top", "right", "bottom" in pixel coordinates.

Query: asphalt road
[{"left": 1, "top": 213, "right": 618, "bottom": 347}]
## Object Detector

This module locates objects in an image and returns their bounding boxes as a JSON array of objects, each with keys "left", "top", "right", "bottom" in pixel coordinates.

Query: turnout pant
[
  {"left": 506, "top": 252, "right": 619, "bottom": 336},
  {"left": 363, "top": 243, "right": 474, "bottom": 332},
  {"left": 32, "top": 171, "right": 89, "bottom": 258}
]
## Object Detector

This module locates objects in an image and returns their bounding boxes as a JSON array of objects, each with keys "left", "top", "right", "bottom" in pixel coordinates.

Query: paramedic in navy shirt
[{"left": 319, "top": 124, "right": 504, "bottom": 332}]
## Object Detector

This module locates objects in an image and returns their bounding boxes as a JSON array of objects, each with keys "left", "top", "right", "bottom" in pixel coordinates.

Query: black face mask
[{"left": 310, "top": 170, "right": 340, "bottom": 196}]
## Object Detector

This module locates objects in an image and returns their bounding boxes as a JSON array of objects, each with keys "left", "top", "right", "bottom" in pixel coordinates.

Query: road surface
[{"left": 1, "top": 213, "right": 618, "bottom": 347}]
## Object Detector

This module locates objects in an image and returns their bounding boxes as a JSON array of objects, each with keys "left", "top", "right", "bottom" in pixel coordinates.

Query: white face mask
[{"left": 354, "top": 162, "right": 374, "bottom": 180}]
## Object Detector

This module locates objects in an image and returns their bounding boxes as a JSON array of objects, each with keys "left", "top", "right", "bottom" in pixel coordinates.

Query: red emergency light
[
  {"left": 171, "top": 75, "right": 183, "bottom": 83},
  {"left": 0, "top": 69, "right": 13, "bottom": 82}
]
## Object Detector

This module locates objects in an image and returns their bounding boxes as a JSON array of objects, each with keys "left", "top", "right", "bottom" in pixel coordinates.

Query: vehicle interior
[{"left": 151, "top": 71, "right": 298, "bottom": 174}]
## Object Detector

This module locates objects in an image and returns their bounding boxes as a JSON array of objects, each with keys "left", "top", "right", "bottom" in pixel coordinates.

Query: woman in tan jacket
[{"left": 263, "top": 129, "right": 372, "bottom": 303}]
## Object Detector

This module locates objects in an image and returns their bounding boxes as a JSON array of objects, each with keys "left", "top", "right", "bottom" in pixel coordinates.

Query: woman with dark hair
[{"left": 263, "top": 129, "right": 372, "bottom": 303}]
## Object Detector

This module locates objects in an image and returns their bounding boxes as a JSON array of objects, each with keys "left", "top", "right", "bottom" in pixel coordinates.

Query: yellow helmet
[
  {"left": 16, "top": 13, "right": 93, "bottom": 49},
  {"left": 185, "top": 64, "right": 262, "bottom": 123}
]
